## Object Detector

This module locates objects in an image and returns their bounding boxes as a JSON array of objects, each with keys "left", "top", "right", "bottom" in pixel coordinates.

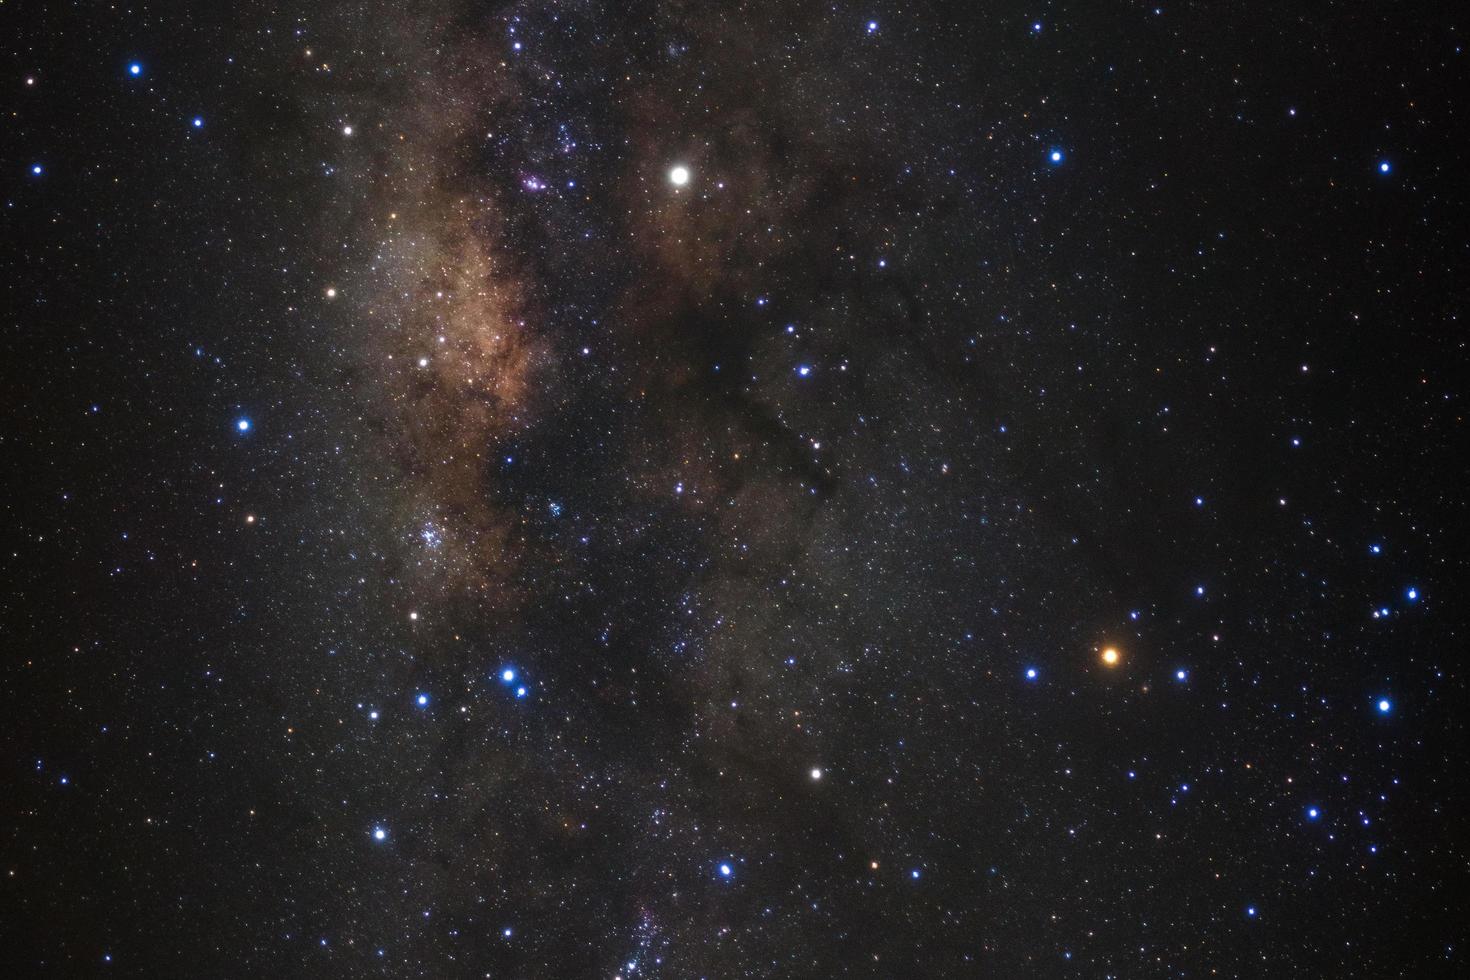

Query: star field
[{"left": 2, "top": 1, "right": 1468, "bottom": 976}]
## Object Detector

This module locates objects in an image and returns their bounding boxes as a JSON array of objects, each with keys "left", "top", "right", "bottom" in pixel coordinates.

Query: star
[
  {"left": 1175, "top": 669, "right": 1187, "bottom": 681},
  {"left": 128, "top": 62, "right": 143, "bottom": 77},
  {"left": 1377, "top": 698, "right": 1392, "bottom": 714},
  {"left": 1100, "top": 647, "right": 1120, "bottom": 667},
  {"left": 1307, "top": 806, "right": 1320, "bottom": 820},
  {"left": 501, "top": 668, "right": 516, "bottom": 683},
  {"left": 192, "top": 117, "right": 204, "bottom": 128},
  {"left": 1405, "top": 587, "right": 1418, "bottom": 601},
  {"left": 373, "top": 827, "right": 387, "bottom": 841},
  {"left": 796, "top": 364, "right": 812, "bottom": 377},
  {"left": 1025, "top": 667, "right": 1038, "bottom": 680},
  {"left": 342, "top": 125, "right": 354, "bottom": 136},
  {"left": 810, "top": 767, "right": 823, "bottom": 780},
  {"left": 30, "top": 164, "right": 43, "bottom": 176},
  {"left": 1378, "top": 160, "right": 1391, "bottom": 174},
  {"left": 718, "top": 862, "right": 733, "bottom": 878},
  {"left": 668, "top": 165, "right": 690, "bottom": 186},
  {"left": 415, "top": 693, "right": 429, "bottom": 707},
  {"left": 235, "top": 418, "right": 251, "bottom": 432},
  {"left": 866, "top": 21, "right": 879, "bottom": 34},
  {"left": 1048, "top": 148, "right": 1064, "bottom": 164}
]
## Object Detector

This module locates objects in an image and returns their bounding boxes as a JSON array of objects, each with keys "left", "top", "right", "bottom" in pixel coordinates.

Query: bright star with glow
[
  {"left": 373, "top": 827, "right": 387, "bottom": 841},
  {"left": 128, "top": 62, "right": 143, "bottom": 76},
  {"left": 235, "top": 418, "right": 251, "bottom": 432},
  {"left": 1025, "top": 667, "right": 1038, "bottom": 680},
  {"left": 515, "top": 686, "right": 527, "bottom": 698},
  {"left": 1406, "top": 587, "right": 1418, "bottom": 601},
  {"left": 501, "top": 668, "right": 515, "bottom": 683},
  {"left": 1246, "top": 906, "right": 1257, "bottom": 918},
  {"left": 1100, "top": 647, "right": 1120, "bottom": 667},
  {"left": 867, "top": 20, "right": 879, "bottom": 33},
  {"left": 669, "top": 165, "right": 690, "bottom": 186},
  {"left": 1048, "top": 148, "right": 1064, "bottom": 164},
  {"left": 1377, "top": 698, "right": 1392, "bottom": 714},
  {"left": 415, "top": 693, "right": 429, "bottom": 707},
  {"left": 718, "top": 862, "right": 733, "bottom": 878},
  {"left": 1378, "top": 160, "right": 1391, "bottom": 174},
  {"left": 796, "top": 365, "right": 812, "bottom": 377},
  {"left": 1175, "top": 669, "right": 1187, "bottom": 681},
  {"left": 911, "top": 868, "right": 921, "bottom": 879},
  {"left": 1307, "top": 806, "right": 1320, "bottom": 820},
  {"left": 31, "top": 164, "right": 43, "bottom": 176},
  {"left": 192, "top": 117, "right": 204, "bottom": 128}
]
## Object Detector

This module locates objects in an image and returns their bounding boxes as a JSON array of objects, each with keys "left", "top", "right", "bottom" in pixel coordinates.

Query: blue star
[
  {"left": 192, "top": 117, "right": 204, "bottom": 128},
  {"left": 1031, "top": 21, "right": 1043, "bottom": 33},
  {"left": 1306, "top": 806, "right": 1320, "bottom": 820},
  {"left": 128, "top": 62, "right": 143, "bottom": 77},
  {"left": 1378, "top": 160, "right": 1391, "bottom": 174},
  {"left": 796, "top": 364, "right": 812, "bottom": 377},
  {"left": 235, "top": 418, "right": 251, "bottom": 432},
  {"left": 1175, "top": 669, "right": 1187, "bottom": 681},
  {"left": 1377, "top": 698, "right": 1392, "bottom": 714},
  {"left": 1025, "top": 667, "right": 1038, "bottom": 681},
  {"left": 30, "top": 163, "right": 43, "bottom": 176},
  {"left": 415, "top": 693, "right": 429, "bottom": 707},
  {"left": 1048, "top": 148, "right": 1064, "bottom": 165},
  {"left": 1405, "top": 586, "right": 1418, "bottom": 601},
  {"left": 1246, "top": 905, "right": 1257, "bottom": 918},
  {"left": 515, "top": 686, "right": 527, "bottom": 698},
  {"left": 1369, "top": 543, "right": 1382, "bottom": 554},
  {"left": 373, "top": 827, "right": 387, "bottom": 841},
  {"left": 911, "top": 868, "right": 921, "bottom": 879},
  {"left": 501, "top": 668, "right": 516, "bottom": 683},
  {"left": 866, "top": 20, "right": 879, "bottom": 34},
  {"left": 718, "top": 862, "right": 733, "bottom": 878}
]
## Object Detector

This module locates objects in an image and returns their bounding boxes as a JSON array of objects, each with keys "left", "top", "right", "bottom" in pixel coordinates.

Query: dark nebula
[{"left": 3, "top": 1, "right": 1466, "bottom": 976}]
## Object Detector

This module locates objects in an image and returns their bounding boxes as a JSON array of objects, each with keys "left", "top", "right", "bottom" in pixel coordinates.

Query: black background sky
[{"left": 3, "top": 1, "right": 1467, "bottom": 976}]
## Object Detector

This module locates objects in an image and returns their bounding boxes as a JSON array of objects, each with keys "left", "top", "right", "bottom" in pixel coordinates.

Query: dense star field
[{"left": 3, "top": 1, "right": 1467, "bottom": 976}]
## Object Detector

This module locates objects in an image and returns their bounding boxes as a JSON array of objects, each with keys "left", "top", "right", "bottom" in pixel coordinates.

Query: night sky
[{"left": 3, "top": 2, "right": 1467, "bottom": 976}]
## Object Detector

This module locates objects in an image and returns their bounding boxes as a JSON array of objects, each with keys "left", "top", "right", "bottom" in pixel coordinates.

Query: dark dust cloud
[{"left": 3, "top": 1, "right": 1467, "bottom": 976}]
